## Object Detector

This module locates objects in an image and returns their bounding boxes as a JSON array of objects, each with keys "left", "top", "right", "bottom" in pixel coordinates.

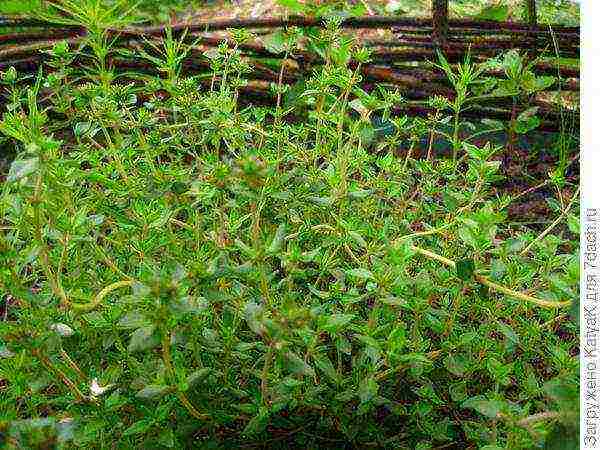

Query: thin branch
[
  {"left": 60, "top": 348, "right": 86, "bottom": 382},
  {"left": 410, "top": 245, "right": 571, "bottom": 309},
  {"left": 161, "top": 331, "right": 209, "bottom": 421},
  {"left": 520, "top": 186, "right": 580, "bottom": 256},
  {"left": 72, "top": 279, "right": 135, "bottom": 312},
  {"left": 32, "top": 349, "right": 88, "bottom": 403},
  {"left": 517, "top": 411, "right": 560, "bottom": 427}
]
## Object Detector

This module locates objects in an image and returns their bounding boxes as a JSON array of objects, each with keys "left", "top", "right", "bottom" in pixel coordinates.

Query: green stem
[
  {"left": 33, "top": 348, "right": 87, "bottom": 403},
  {"left": 161, "top": 331, "right": 209, "bottom": 421},
  {"left": 261, "top": 345, "right": 273, "bottom": 405},
  {"left": 32, "top": 171, "right": 69, "bottom": 307},
  {"left": 519, "top": 186, "right": 579, "bottom": 256},
  {"left": 72, "top": 279, "right": 135, "bottom": 312},
  {"left": 452, "top": 103, "right": 461, "bottom": 162},
  {"left": 410, "top": 245, "right": 571, "bottom": 309}
]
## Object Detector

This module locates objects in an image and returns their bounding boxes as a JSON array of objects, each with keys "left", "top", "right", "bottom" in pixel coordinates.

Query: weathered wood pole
[
  {"left": 526, "top": 0, "right": 538, "bottom": 57},
  {"left": 527, "top": 0, "right": 537, "bottom": 26},
  {"left": 432, "top": 0, "right": 449, "bottom": 49}
]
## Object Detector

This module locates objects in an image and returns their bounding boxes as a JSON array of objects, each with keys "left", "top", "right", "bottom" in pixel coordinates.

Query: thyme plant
[{"left": 0, "top": 4, "right": 579, "bottom": 449}]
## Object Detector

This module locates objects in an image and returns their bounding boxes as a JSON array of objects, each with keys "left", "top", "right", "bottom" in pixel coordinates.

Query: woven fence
[{"left": 0, "top": 0, "right": 580, "bottom": 131}]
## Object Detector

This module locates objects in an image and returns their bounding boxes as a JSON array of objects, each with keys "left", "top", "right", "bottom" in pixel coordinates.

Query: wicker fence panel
[{"left": 0, "top": 0, "right": 580, "bottom": 131}]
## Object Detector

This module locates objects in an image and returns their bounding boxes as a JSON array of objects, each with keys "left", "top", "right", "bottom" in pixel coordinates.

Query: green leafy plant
[
  {"left": 486, "top": 50, "right": 556, "bottom": 151},
  {"left": 0, "top": 5, "right": 579, "bottom": 450},
  {"left": 432, "top": 51, "right": 494, "bottom": 162}
]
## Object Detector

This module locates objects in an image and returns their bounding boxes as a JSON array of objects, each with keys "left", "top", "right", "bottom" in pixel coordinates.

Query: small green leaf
[
  {"left": 135, "top": 384, "right": 170, "bottom": 400},
  {"left": 262, "top": 31, "right": 287, "bottom": 54},
  {"left": 490, "top": 259, "right": 507, "bottom": 281},
  {"left": 128, "top": 326, "right": 160, "bottom": 353},
  {"left": 1, "top": 65, "right": 17, "bottom": 82},
  {"left": 243, "top": 409, "right": 270, "bottom": 436},
  {"left": 498, "top": 322, "right": 520, "bottom": 348},
  {"left": 449, "top": 382, "right": 468, "bottom": 402},
  {"left": 123, "top": 419, "right": 153, "bottom": 436},
  {"left": 336, "top": 335, "right": 352, "bottom": 355},
  {"left": 481, "top": 118, "right": 504, "bottom": 130},
  {"left": 348, "top": 230, "right": 368, "bottom": 248},
  {"left": 0, "top": 344, "right": 15, "bottom": 358},
  {"left": 49, "top": 323, "right": 74, "bottom": 337},
  {"left": 388, "top": 326, "right": 407, "bottom": 353},
  {"left": 349, "top": 2, "right": 367, "bottom": 16},
  {"left": 171, "top": 182, "right": 187, "bottom": 195},
  {"left": 543, "top": 378, "right": 578, "bottom": 403},
  {"left": 456, "top": 258, "right": 475, "bottom": 281},
  {"left": 570, "top": 296, "right": 580, "bottom": 327},
  {"left": 309, "top": 196, "right": 334, "bottom": 207},
  {"left": 313, "top": 353, "right": 338, "bottom": 382},
  {"left": 358, "top": 377, "right": 379, "bottom": 404},
  {"left": 285, "top": 351, "right": 315, "bottom": 377},
  {"left": 487, "top": 357, "right": 512, "bottom": 386},
  {"left": 7, "top": 157, "right": 39, "bottom": 182},
  {"left": 567, "top": 214, "right": 580, "bottom": 235},
  {"left": 462, "top": 397, "right": 503, "bottom": 418},
  {"left": 349, "top": 98, "right": 368, "bottom": 116},
  {"left": 267, "top": 223, "right": 286, "bottom": 254},
  {"left": 73, "top": 121, "right": 97, "bottom": 137},
  {"left": 157, "top": 428, "right": 175, "bottom": 448},
  {"left": 244, "top": 302, "right": 266, "bottom": 336},
  {"left": 320, "top": 313, "right": 355, "bottom": 333},
  {"left": 308, "top": 284, "right": 330, "bottom": 299},
  {"left": 118, "top": 311, "right": 151, "bottom": 329},
  {"left": 56, "top": 417, "right": 76, "bottom": 443},
  {"left": 348, "top": 189, "right": 375, "bottom": 199},
  {"left": 235, "top": 239, "right": 256, "bottom": 258},
  {"left": 515, "top": 107, "right": 541, "bottom": 134},
  {"left": 149, "top": 211, "right": 171, "bottom": 229},
  {"left": 185, "top": 368, "right": 211, "bottom": 389},
  {"left": 532, "top": 75, "right": 556, "bottom": 92},
  {"left": 379, "top": 296, "right": 406, "bottom": 307},
  {"left": 444, "top": 354, "right": 468, "bottom": 377},
  {"left": 169, "top": 296, "right": 207, "bottom": 315},
  {"left": 347, "top": 268, "right": 374, "bottom": 280}
]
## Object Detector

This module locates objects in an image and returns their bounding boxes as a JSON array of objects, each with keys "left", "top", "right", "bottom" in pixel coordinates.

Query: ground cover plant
[{"left": 0, "top": 1, "right": 580, "bottom": 448}]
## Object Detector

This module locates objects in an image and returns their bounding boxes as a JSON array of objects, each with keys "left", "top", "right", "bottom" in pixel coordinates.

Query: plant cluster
[{"left": 0, "top": 2, "right": 579, "bottom": 449}]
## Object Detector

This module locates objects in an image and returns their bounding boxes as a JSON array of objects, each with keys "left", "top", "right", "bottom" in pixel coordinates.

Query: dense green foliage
[{"left": 0, "top": 1, "right": 579, "bottom": 449}]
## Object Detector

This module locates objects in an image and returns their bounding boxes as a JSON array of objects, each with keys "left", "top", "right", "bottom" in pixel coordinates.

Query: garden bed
[{"left": 0, "top": 1, "right": 580, "bottom": 449}]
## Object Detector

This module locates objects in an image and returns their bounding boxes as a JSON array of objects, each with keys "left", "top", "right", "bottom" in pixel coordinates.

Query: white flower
[
  {"left": 90, "top": 378, "right": 114, "bottom": 397},
  {"left": 50, "top": 323, "right": 74, "bottom": 337}
]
